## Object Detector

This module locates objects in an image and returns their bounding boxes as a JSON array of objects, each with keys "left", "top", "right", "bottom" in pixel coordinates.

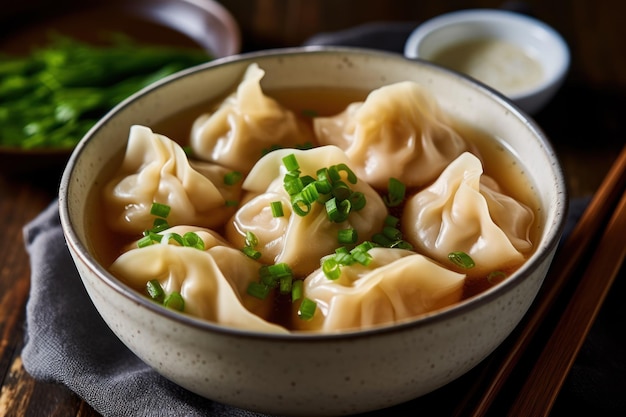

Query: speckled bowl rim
[{"left": 59, "top": 46, "right": 568, "bottom": 342}]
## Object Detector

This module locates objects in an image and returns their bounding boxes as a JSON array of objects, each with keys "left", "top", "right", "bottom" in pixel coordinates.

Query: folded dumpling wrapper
[
  {"left": 191, "top": 63, "right": 315, "bottom": 173},
  {"left": 314, "top": 81, "right": 468, "bottom": 190},
  {"left": 294, "top": 248, "right": 466, "bottom": 332},
  {"left": 110, "top": 225, "right": 288, "bottom": 334},
  {"left": 226, "top": 146, "right": 389, "bottom": 277},
  {"left": 403, "top": 152, "right": 535, "bottom": 276},
  {"left": 102, "top": 125, "right": 238, "bottom": 235}
]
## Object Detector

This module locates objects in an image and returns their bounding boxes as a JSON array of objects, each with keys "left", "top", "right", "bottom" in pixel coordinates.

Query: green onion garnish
[
  {"left": 384, "top": 215, "right": 399, "bottom": 228},
  {"left": 282, "top": 153, "right": 300, "bottom": 172},
  {"left": 245, "top": 231, "right": 258, "bottom": 247},
  {"left": 487, "top": 270, "right": 507, "bottom": 284},
  {"left": 183, "top": 232, "right": 205, "bottom": 250},
  {"left": 291, "top": 279, "right": 303, "bottom": 302},
  {"left": 270, "top": 201, "right": 284, "bottom": 217},
  {"left": 146, "top": 279, "right": 165, "bottom": 303},
  {"left": 338, "top": 228, "right": 358, "bottom": 244},
  {"left": 164, "top": 291, "right": 185, "bottom": 311},
  {"left": 242, "top": 246, "right": 262, "bottom": 260},
  {"left": 322, "top": 257, "right": 341, "bottom": 280},
  {"left": 247, "top": 282, "right": 271, "bottom": 300},
  {"left": 384, "top": 178, "right": 406, "bottom": 207},
  {"left": 448, "top": 251, "right": 476, "bottom": 269},
  {"left": 150, "top": 202, "right": 171, "bottom": 218},
  {"left": 151, "top": 217, "right": 170, "bottom": 233},
  {"left": 298, "top": 298, "right": 317, "bottom": 321},
  {"left": 161, "top": 232, "right": 184, "bottom": 246},
  {"left": 225, "top": 200, "right": 239, "bottom": 207},
  {"left": 224, "top": 171, "right": 243, "bottom": 185}
]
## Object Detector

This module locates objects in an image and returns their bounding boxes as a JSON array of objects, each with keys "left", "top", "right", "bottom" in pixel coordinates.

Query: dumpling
[
  {"left": 293, "top": 248, "right": 465, "bottom": 332},
  {"left": 402, "top": 152, "right": 535, "bottom": 276},
  {"left": 190, "top": 63, "right": 315, "bottom": 173},
  {"left": 225, "top": 146, "right": 389, "bottom": 277},
  {"left": 110, "top": 225, "right": 288, "bottom": 333},
  {"left": 314, "top": 81, "right": 468, "bottom": 190},
  {"left": 102, "top": 125, "right": 239, "bottom": 235}
]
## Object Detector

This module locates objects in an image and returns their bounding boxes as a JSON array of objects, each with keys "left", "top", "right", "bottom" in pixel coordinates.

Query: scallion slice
[
  {"left": 247, "top": 282, "right": 271, "bottom": 300},
  {"left": 270, "top": 201, "right": 284, "bottom": 217},
  {"left": 282, "top": 153, "right": 300, "bottom": 172},
  {"left": 487, "top": 270, "right": 507, "bottom": 284},
  {"left": 338, "top": 228, "right": 358, "bottom": 244},
  {"left": 146, "top": 279, "right": 165, "bottom": 303},
  {"left": 384, "top": 178, "right": 406, "bottom": 207},
  {"left": 242, "top": 246, "right": 262, "bottom": 260},
  {"left": 322, "top": 257, "right": 341, "bottom": 280},
  {"left": 150, "top": 202, "right": 171, "bottom": 218},
  {"left": 164, "top": 291, "right": 185, "bottom": 311},
  {"left": 151, "top": 217, "right": 170, "bottom": 233},
  {"left": 448, "top": 251, "right": 476, "bottom": 269},
  {"left": 224, "top": 171, "right": 243, "bottom": 185},
  {"left": 183, "top": 232, "right": 205, "bottom": 250},
  {"left": 298, "top": 298, "right": 317, "bottom": 321},
  {"left": 291, "top": 279, "right": 303, "bottom": 302}
]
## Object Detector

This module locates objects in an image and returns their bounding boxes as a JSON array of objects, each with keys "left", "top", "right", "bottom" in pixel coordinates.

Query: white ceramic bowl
[
  {"left": 404, "top": 9, "right": 570, "bottom": 114},
  {"left": 59, "top": 47, "right": 567, "bottom": 416}
]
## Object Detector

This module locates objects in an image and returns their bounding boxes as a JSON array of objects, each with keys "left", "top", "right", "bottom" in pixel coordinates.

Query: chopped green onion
[
  {"left": 349, "top": 191, "right": 366, "bottom": 211},
  {"left": 487, "top": 270, "right": 507, "bottom": 284},
  {"left": 351, "top": 250, "right": 372, "bottom": 266},
  {"left": 279, "top": 274, "right": 293, "bottom": 294},
  {"left": 282, "top": 153, "right": 300, "bottom": 172},
  {"left": 270, "top": 201, "right": 284, "bottom": 217},
  {"left": 390, "top": 240, "right": 413, "bottom": 250},
  {"left": 448, "top": 251, "right": 476, "bottom": 269},
  {"left": 225, "top": 200, "right": 239, "bottom": 207},
  {"left": 146, "top": 279, "right": 165, "bottom": 303},
  {"left": 384, "top": 178, "right": 406, "bottom": 207},
  {"left": 331, "top": 163, "right": 357, "bottom": 184},
  {"left": 245, "top": 231, "right": 258, "bottom": 247},
  {"left": 322, "top": 257, "right": 341, "bottom": 280},
  {"left": 151, "top": 217, "right": 170, "bottom": 233},
  {"left": 242, "top": 246, "right": 262, "bottom": 260},
  {"left": 183, "top": 232, "right": 205, "bottom": 250},
  {"left": 137, "top": 234, "right": 154, "bottom": 248},
  {"left": 372, "top": 232, "right": 393, "bottom": 247},
  {"left": 164, "top": 291, "right": 185, "bottom": 311},
  {"left": 338, "top": 228, "right": 358, "bottom": 244},
  {"left": 150, "top": 202, "right": 171, "bottom": 218},
  {"left": 291, "top": 279, "right": 303, "bottom": 302},
  {"left": 267, "top": 263, "right": 293, "bottom": 278},
  {"left": 161, "top": 232, "right": 184, "bottom": 246},
  {"left": 247, "top": 282, "right": 271, "bottom": 300},
  {"left": 224, "top": 171, "right": 243, "bottom": 185},
  {"left": 384, "top": 215, "right": 399, "bottom": 228},
  {"left": 301, "top": 182, "right": 320, "bottom": 203},
  {"left": 298, "top": 298, "right": 317, "bottom": 321},
  {"left": 383, "top": 226, "right": 402, "bottom": 241}
]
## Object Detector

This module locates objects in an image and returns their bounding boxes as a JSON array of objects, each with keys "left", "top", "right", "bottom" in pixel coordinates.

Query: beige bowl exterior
[{"left": 59, "top": 48, "right": 567, "bottom": 416}]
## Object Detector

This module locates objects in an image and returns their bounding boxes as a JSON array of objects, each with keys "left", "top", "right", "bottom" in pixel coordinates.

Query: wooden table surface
[{"left": 1, "top": 1, "right": 624, "bottom": 416}]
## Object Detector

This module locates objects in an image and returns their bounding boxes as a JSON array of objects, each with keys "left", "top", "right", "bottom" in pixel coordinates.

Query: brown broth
[{"left": 88, "top": 86, "right": 543, "bottom": 313}]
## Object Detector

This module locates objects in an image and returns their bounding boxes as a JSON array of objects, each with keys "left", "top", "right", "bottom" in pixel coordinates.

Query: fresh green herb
[
  {"left": 150, "top": 202, "right": 171, "bottom": 218},
  {"left": 297, "top": 298, "right": 317, "bottom": 321},
  {"left": 448, "top": 251, "right": 476, "bottom": 269},
  {"left": 246, "top": 281, "right": 271, "bottom": 300},
  {"left": 224, "top": 171, "right": 243, "bottom": 186},
  {"left": 487, "top": 270, "right": 507, "bottom": 284},
  {"left": 164, "top": 291, "right": 185, "bottom": 311},
  {"left": 337, "top": 228, "right": 358, "bottom": 244},
  {"left": 146, "top": 279, "right": 165, "bottom": 303},
  {"left": 270, "top": 201, "right": 284, "bottom": 217},
  {"left": 0, "top": 34, "right": 211, "bottom": 149},
  {"left": 384, "top": 178, "right": 406, "bottom": 207},
  {"left": 242, "top": 231, "right": 262, "bottom": 259}
]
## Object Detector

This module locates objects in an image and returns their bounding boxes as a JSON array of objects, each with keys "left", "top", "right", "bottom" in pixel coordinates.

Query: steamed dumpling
[
  {"left": 293, "top": 248, "right": 465, "bottom": 332},
  {"left": 110, "top": 225, "right": 287, "bottom": 333},
  {"left": 225, "top": 146, "right": 388, "bottom": 277},
  {"left": 402, "top": 152, "right": 535, "bottom": 276},
  {"left": 314, "top": 81, "right": 468, "bottom": 190},
  {"left": 190, "top": 63, "right": 315, "bottom": 173},
  {"left": 102, "top": 125, "right": 238, "bottom": 235}
]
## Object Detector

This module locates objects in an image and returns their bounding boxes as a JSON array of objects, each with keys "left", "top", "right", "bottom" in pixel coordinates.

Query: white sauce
[{"left": 429, "top": 38, "right": 544, "bottom": 95}]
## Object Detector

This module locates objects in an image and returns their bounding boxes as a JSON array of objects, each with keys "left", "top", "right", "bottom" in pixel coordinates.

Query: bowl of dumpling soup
[{"left": 59, "top": 47, "right": 567, "bottom": 416}]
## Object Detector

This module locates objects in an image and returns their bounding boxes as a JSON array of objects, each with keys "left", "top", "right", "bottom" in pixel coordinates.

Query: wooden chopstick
[
  {"left": 507, "top": 170, "right": 626, "bottom": 416},
  {"left": 454, "top": 145, "right": 626, "bottom": 417}
]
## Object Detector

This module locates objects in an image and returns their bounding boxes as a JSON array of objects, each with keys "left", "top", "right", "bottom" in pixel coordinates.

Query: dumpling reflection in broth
[
  {"left": 190, "top": 63, "right": 316, "bottom": 173},
  {"left": 314, "top": 81, "right": 468, "bottom": 190},
  {"left": 294, "top": 248, "right": 465, "bottom": 332},
  {"left": 110, "top": 225, "right": 288, "bottom": 333},
  {"left": 102, "top": 125, "right": 238, "bottom": 236},
  {"left": 402, "top": 152, "right": 535, "bottom": 276},
  {"left": 226, "top": 146, "right": 388, "bottom": 277}
]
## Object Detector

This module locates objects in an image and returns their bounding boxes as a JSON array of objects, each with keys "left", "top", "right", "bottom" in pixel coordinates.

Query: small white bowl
[{"left": 404, "top": 9, "right": 570, "bottom": 114}]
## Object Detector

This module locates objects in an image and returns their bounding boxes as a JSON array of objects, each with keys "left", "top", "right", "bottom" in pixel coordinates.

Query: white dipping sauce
[{"left": 429, "top": 38, "right": 544, "bottom": 95}]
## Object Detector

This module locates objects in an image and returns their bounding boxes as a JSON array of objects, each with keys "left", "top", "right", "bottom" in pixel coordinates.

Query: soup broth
[{"left": 88, "top": 85, "right": 542, "bottom": 327}]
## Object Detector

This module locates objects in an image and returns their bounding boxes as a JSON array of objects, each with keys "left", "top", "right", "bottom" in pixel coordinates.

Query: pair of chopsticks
[{"left": 454, "top": 145, "right": 626, "bottom": 417}]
